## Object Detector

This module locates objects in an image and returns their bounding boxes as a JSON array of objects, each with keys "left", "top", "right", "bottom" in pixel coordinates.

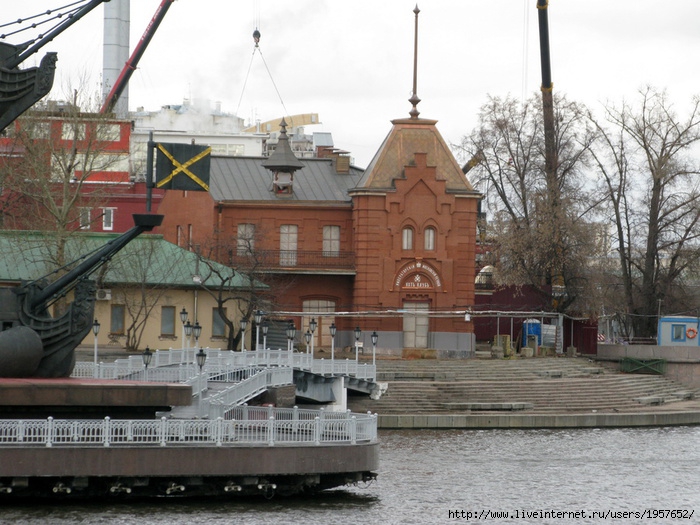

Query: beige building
[{"left": 0, "top": 230, "right": 258, "bottom": 355}]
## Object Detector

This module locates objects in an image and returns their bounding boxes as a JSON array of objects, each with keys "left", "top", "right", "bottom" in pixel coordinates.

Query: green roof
[{"left": 0, "top": 231, "right": 260, "bottom": 290}]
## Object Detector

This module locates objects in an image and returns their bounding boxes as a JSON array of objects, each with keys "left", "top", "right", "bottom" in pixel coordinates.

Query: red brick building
[
  {"left": 157, "top": 110, "right": 481, "bottom": 355},
  {"left": 0, "top": 112, "right": 163, "bottom": 232}
]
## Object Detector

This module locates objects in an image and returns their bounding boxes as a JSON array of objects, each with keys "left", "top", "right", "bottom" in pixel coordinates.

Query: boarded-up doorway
[{"left": 403, "top": 302, "right": 429, "bottom": 348}]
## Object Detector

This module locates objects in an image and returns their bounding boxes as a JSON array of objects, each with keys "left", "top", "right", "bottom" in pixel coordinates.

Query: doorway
[{"left": 403, "top": 302, "right": 429, "bottom": 348}]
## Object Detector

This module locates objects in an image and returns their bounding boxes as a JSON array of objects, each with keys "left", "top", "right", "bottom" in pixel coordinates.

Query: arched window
[
  {"left": 424, "top": 227, "right": 436, "bottom": 250},
  {"left": 402, "top": 227, "right": 414, "bottom": 250}
]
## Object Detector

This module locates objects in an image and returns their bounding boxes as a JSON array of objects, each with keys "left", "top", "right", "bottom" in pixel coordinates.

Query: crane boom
[
  {"left": 100, "top": 0, "right": 175, "bottom": 114},
  {"left": 537, "top": 0, "right": 556, "bottom": 179}
]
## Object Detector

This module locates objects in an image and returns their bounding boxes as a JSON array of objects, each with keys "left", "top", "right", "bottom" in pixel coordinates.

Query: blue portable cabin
[
  {"left": 657, "top": 316, "right": 700, "bottom": 346},
  {"left": 522, "top": 319, "right": 542, "bottom": 347}
]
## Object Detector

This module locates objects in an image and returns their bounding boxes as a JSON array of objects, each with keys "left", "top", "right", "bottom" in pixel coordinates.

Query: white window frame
[
  {"left": 402, "top": 227, "right": 414, "bottom": 250},
  {"left": 102, "top": 208, "right": 115, "bottom": 231},
  {"left": 237, "top": 223, "right": 256, "bottom": 256},
  {"left": 323, "top": 225, "right": 340, "bottom": 257},
  {"left": 424, "top": 227, "right": 436, "bottom": 251},
  {"left": 280, "top": 224, "right": 298, "bottom": 266}
]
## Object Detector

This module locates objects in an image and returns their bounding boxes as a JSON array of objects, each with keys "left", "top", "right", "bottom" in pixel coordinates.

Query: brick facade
[{"left": 156, "top": 116, "right": 480, "bottom": 354}]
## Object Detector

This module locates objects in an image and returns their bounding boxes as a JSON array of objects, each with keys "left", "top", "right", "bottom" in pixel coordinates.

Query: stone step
[{"left": 350, "top": 356, "right": 700, "bottom": 415}]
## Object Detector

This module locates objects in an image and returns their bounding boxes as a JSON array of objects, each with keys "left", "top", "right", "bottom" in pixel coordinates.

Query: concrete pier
[{"left": 0, "top": 442, "right": 378, "bottom": 498}]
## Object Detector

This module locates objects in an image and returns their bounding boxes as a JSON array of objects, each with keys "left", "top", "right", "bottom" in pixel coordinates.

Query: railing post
[
  {"left": 350, "top": 416, "right": 357, "bottom": 444},
  {"left": 159, "top": 417, "right": 167, "bottom": 447},
  {"left": 314, "top": 416, "right": 321, "bottom": 445},
  {"left": 18, "top": 420, "right": 25, "bottom": 443},
  {"left": 293, "top": 405, "right": 299, "bottom": 433},
  {"left": 268, "top": 416, "right": 275, "bottom": 447},
  {"left": 103, "top": 417, "right": 111, "bottom": 447},
  {"left": 216, "top": 417, "right": 223, "bottom": 447},
  {"left": 46, "top": 417, "right": 53, "bottom": 448}
]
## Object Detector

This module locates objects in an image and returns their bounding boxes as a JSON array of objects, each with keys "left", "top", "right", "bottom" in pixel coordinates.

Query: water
[{"left": 2, "top": 427, "right": 700, "bottom": 524}]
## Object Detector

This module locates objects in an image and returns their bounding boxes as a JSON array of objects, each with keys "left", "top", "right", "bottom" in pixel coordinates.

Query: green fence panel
[{"left": 619, "top": 357, "right": 667, "bottom": 375}]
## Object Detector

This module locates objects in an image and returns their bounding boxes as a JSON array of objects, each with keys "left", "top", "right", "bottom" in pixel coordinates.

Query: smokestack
[{"left": 103, "top": 0, "right": 130, "bottom": 117}]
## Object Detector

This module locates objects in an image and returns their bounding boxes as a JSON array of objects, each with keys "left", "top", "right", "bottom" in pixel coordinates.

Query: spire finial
[{"left": 409, "top": 5, "right": 421, "bottom": 119}]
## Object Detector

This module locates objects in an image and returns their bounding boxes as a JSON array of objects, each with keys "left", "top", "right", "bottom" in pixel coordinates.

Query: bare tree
[
  {"left": 589, "top": 87, "right": 700, "bottom": 337},
  {"left": 103, "top": 236, "right": 190, "bottom": 351},
  {"left": 0, "top": 84, "right": 124, "bottom": 311},
  {"left": 195, "top": 229, "right": 291, "bottom": 351},
  {"left": 458, "top": 93, "right": 601, "bottom": 314}
]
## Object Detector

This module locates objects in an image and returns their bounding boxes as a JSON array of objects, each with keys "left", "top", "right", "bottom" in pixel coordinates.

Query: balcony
[{"left": 229, "top": 250, "right": 355, "bottom": 273}]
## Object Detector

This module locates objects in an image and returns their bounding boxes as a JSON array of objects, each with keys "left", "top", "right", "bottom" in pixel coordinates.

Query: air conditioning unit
[{"left": 96, "top": 289, "right": 112, "bottom": 301}]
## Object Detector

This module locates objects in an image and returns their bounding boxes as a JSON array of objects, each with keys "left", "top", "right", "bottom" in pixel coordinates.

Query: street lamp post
[
  {"left": 354, "top": 326, "right": 362, "bottom": 363},
  {"left": 262, "top": 320, "right": 269, "bottom": 351},
  {"left": 371, "top": 331, "right": 378, "bottom": 368},
  {"left": 193, "top": 321, "right": 202, "bottom": 356},
  {"left": 184, "top": 321, "right": 193, "bottom": 342},
  {"left": 179, "top": 308, "right": 188, "bottom": 350},
  {"left": 329, "top": 322, "right": 336, "bottom": 371},
  {"left": 240, "top": 317, "right": 248, "bottom": 352},
  {"left": 304, "top": 330, "right": 311, "bottom": 354},
  {"left": 309, "top": 317, "right": 317, "bottom": 356},
  {"left": 92, "top": 319, "right": 100, "bottom": 378},
  {"left": 254, "top": 310, "right": 263, "bottom": 350},
  {"left": 196, "top": 348, "right": 207, "bottom": 418},
  {"left": 286, "top": 321, "right": 296, "bottom": 353},
  {"left": 142, "top": 346, "right": 152, "bottom": 381}
]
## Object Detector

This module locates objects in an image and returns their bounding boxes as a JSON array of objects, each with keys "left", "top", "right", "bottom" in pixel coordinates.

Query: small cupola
[{"left": 262, "top": 117, "right": 303, "bottom": 195}]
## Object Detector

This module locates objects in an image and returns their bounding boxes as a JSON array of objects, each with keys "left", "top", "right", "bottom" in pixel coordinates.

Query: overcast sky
[{"left": 4, "top": 1, "right": 700, "bottom": 167}]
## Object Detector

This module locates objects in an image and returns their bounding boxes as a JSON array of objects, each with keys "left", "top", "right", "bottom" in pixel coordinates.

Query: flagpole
[{"left": 146, "top": 131, "right": 154, "bottom": 212}]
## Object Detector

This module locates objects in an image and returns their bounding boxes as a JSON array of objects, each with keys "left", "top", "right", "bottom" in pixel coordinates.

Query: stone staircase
[{"left": 348, "top": 357, "right": 698, "bottom": 415}]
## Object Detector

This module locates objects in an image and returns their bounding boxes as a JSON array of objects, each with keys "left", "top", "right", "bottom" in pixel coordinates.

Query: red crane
[{"left": 100, "top": 0, "right": 175, "bottom": 114}]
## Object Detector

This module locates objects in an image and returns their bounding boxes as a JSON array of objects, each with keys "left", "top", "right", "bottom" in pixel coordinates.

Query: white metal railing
[
  {"left": 0, "top": 410, "right": 377, "bottom": 448},
  {"left": 73, "top": 347, "right": 376, "bottom": 382},
  {"left": 207, "top": 367, "right": 294, "bottom": 418},
  {"left": 310, "top": 358, "right": 376, "bottom": 380}
]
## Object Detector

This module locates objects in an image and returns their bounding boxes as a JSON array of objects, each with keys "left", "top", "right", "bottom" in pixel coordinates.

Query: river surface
[{"left": 3, "top": 426, "right": 700, "bottom": 524}]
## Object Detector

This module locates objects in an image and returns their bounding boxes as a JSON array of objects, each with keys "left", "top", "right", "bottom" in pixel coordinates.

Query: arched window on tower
[
  {"left": 402, "top": 227, "right": 414, "bottom": 250},
  {"left": 424, "top": 227, "right": 436, "bottom": 251}
]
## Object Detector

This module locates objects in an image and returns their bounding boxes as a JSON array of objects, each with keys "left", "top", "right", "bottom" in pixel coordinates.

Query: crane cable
[
  {"left": 258, "top": 46, "right": 292, "bottom": 124},
  {"left": 235, "top": 44, "right": 257, "bottom": 117},
  {"left": 235, "top": 1, "right": 292, "bottom": 126},
  {"left": 235, "top": 36, "right": 292, "bottom": 125}
]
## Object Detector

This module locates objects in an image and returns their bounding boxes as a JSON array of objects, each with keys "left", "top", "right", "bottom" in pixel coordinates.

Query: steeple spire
[
  {"left": 408, "top": 5, "right": 421, "bottom": 119},
  {"left": 261, "top": 118, "right": 303, "bottom": 172}
]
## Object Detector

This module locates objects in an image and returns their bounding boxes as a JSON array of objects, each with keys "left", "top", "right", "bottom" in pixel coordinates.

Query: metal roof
[
  {"left": 210, "top": 155, "right": 363, "bottom": 203},
  {"left": 0, "top": 232, "right": 258, "bottom": 289},
  {"left": 357, "top": 117, "right": 477, "bottom": 193}
]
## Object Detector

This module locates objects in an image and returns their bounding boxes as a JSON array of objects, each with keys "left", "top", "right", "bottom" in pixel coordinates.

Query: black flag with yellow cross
[{"left": 155, "top": 142, "right": 211, "bottom": 191}]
